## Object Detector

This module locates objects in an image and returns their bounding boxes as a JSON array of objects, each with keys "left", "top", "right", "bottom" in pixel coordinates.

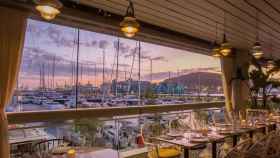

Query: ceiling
[{"left": 76, "top": 0, "right": 280, "bottom": 58}]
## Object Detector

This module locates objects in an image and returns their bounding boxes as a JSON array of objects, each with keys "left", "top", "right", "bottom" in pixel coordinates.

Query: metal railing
[{"left": 7, "top": 102, "right": 224, "bottom": 124}]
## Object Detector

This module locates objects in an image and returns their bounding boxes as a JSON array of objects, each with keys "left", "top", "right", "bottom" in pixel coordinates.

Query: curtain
[
  {"left": 220, "top": 57, "right": 234, "bottom": 119},
  {"left": 0, "top": 7, "right": 27, "bottom": 158},
  {"left": 221, "top": 55, "right": 250, "bottom": 121}
]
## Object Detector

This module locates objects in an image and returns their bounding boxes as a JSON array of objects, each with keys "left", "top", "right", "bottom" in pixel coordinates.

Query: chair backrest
[
  {"left": 245, "top": 132, "right": 274, "bottom": 158},
  {"left": 264, "top": 132, "right": 280, "bottom": 158},
  {"left": 10, "top": 141, "right": 33, "bottom": 158},
  {"left": 224, "top": 139, "right": 253, "bottom": 158},
  {"left": 32, "top": 138, "right": 66, "bottom": 155},
  {"left": 147, "top": 145, "right": 158, "bottom": 158}
]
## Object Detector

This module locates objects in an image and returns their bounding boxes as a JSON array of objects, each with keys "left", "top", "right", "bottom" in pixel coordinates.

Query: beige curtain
[
  {"left": 0, "top": 7, "right": 27, "bottom": 158},
  {"left": 220, "top": 57, "right": 234, "bottom": 116},
  {"left": 221, "top": 53, "right": 250, "bottom": 120}
]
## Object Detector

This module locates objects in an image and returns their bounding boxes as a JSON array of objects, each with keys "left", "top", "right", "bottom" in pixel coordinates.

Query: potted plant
[{"left": 248, "top": 57, "right": 280, "bottom": 109}]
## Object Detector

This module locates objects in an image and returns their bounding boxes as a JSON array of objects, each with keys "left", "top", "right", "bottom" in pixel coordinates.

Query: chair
[
  {"left": 244, "top": 133, "right": 271, "bottom": 158},
  {"left": 32, "top": 138, "right": 68, "bottom": 156},
  {"left": 263, "top": 132, "right": 280, "bottom": 158},
  {"left": 147, "top": 143, "right": 181, "bottom": 158},
  {"left": 224, "top": 139, "right": 253, "bottom": 158},
  {"left": 10, "top": 141, "right": 33, "bottom": 158}
]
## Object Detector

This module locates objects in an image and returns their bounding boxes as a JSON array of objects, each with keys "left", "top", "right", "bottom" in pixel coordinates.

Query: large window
[{"left": 7, "top": 19, "right": 223, "bottom": 112}]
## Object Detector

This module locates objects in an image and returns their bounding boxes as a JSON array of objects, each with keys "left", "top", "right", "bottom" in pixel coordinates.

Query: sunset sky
[{"left": 19, "top": 19, "right": 221, "bottom": 89}]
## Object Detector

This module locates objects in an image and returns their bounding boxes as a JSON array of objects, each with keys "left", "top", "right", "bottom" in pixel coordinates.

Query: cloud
[
  {"left": 99, "top": 40, "right": 109, "bottom": 49},
  {"left": 21, "top": 47, "right": 119, "bottom": 78},
  {"left": 113, "top": 40, "right": 131, "bottom": 57},
  {"left": 27, "top": 21, "right": 101, "bottom": 48},
  {"left": 151, "top": 56, "right": 167, "bottom": 62}
]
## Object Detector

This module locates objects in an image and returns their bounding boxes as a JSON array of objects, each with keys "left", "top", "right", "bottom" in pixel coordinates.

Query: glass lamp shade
[
  {"left": 35, "top": 0, "right": 62, "bottom": 20},
  {"left": 211, "top": 43, "right": 222, "bottom": 58},
  {"left": 252, "top": 41, "right": 263, "bottom": 59},
  {"left": 220, "top": 42, "right": 232, "bottom": 56},
  {"left": 212, "top": 50, "right": 222, "bottom": 58},
  {"left": 120, "top": 16, "right": 140, "bottom": 37},
  {"left": 252, "top": 50, "right": 263, "bottom": 59},
  {"left": 220, "top": 34, "right": 232, "bottom": 56},
  {"left": 124, "top": 32, "right": 136, "bottom": 38}
]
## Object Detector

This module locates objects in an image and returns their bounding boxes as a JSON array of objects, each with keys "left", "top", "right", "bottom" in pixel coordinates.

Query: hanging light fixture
[
  {"left": 35, "top": 0, "right": 63, "bottom": 20},
  {"left": 212, "top": 42, "right": 222, "bottom": 58},
  {"left": 212, "top": 22, "right": 221, "bottom": 58},
  {"left": 120, "top": 0, "right": 140, "bottom": 38},
  {"left": 252, "top": 41, "right": 263, "bottom": 59},
  {"left": 220, "top": 11, "right": 232, "bottom": 56},
  {"left": 252, "top": 12, "right": 263, "bottom": 59},
  {"left": 220, "top": 34, "right": 232, "bottom": 56}
]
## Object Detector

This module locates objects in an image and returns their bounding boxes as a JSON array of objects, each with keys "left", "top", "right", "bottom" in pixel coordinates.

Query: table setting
[{"left": 151, "top": 110, "right": 280, "bottom": 158}]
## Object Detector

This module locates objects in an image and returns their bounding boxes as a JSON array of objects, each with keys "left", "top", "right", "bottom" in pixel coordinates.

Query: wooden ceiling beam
[{"left": 0, "top": 0, "right": 213, "bottom": 55}]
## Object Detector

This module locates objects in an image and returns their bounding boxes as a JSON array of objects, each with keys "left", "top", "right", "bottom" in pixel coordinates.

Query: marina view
[
  {"left": 4, "top": 1, "right": 280, "bottom": 157},
  {"left": 8, "top": 19, "right": 224, "bottom": 112},
  {"left": 7, "top": 19, "right": 225, "bottom": 156}
]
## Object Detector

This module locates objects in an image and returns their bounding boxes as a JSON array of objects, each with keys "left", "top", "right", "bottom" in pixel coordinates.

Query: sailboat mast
[
  {"left": 102, "top": 50, "right": 105, "bottom": 86},
  {"left": 75, "top": 28, "right": 80, "bottom": 108},
  {"left": 42, "top": 63, "right": 45, "bottom": 91},
  {"left": 150, "top": 59, "right": 153, "bottom": 82},
  {"left": 115, "top": 38, "right": 120, "bottom": 96},
  {"left": 39, "top": 64, "right": 42, "bottom": 89},
  {"left": 52, "top": 55, "right": 55, "bottom": 89},
  {"left": 138, "top": 41, "right": 141, "bottom": 105},
  {"left": 94, "top": 63, "right": 97, "bottom": 87},
  {"left": 127, "top": 42, "right": 137, "bottom": 95},
  {"left": 102, "top": 49, "right": 106, "bottom": 105}
]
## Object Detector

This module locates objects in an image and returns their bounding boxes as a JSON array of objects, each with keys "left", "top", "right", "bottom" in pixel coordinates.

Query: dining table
[
  {"left": 152, "top": 122, "right": 277, "bottom": 158},
  {"left": 153, "top": 131, "right": 225, "bottom": 158}
]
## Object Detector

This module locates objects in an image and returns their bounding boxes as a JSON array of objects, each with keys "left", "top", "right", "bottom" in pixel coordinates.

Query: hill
[{"left": 163, "top": 72, "right": 222, "bottom": 90}]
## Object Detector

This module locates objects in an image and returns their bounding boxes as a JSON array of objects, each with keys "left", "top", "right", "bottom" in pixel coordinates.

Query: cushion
[{"left": 158, "top": 148, "right": 181, "bottom": 158}]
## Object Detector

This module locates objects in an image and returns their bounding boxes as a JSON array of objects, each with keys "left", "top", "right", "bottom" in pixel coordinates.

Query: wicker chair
[
  {"left": 243, "top": 132, "right": 277, "bottom": 158},
  {"left": 264, "top": 132, "right": 280, "bottom": 158},
  {"left": 32, "top": 138, "right": 68, "bottom": 156},
  {"left": 10, "top": 141, "right": 33, "bottom": 158},
  {"left": 224, "top": 139, "right": 253, "bottom": 158},
  {"left": 147, "top": 143, "right": 181, "bottom": 158}
]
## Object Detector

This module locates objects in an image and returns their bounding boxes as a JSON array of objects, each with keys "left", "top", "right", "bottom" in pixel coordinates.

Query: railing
[
  {"left": 8, "top": 102, "right": 225, "bottom": 158},
  {"left": 7, "top": 102, "right": 225, "bottom": 124}
]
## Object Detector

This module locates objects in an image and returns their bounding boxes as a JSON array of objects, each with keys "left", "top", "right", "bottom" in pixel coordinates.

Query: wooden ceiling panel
[
  {"left": 246, "top": 0, "right": 280, "bottom": 33},
  {"left": 229, "top": 0, "right": 280, "bottom": 43},
  {"left": 75, "top": 0, "right": 280, "bottom": 56},
  {"left": 100, "top": 1, "right": 214, "bottom": 42},
  {"left": 170, "top": 0, "right": 254, "bottom": 47},
  {"left": 84, "top": 0, "right": 215, "bottom": 41}
]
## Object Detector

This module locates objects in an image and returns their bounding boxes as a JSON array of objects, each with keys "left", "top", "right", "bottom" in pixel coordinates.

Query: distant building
[
  {"left": 111, "top": 79, "right": 151, "bottom": 95},
  {"left": 78, "top": 83, "right": 99, "bottom": 95}
]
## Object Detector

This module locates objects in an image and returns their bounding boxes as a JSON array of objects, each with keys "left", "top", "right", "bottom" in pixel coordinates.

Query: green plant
[{"left": 248, "top": 57, "right": 280, "bottom": 109}]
